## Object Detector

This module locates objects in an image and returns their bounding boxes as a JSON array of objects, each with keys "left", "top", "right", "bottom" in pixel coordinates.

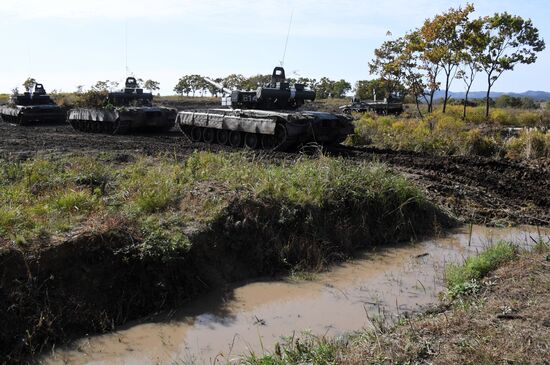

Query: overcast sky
[{"left": 0, "top": 0, "right": 548, "bottom": 95}]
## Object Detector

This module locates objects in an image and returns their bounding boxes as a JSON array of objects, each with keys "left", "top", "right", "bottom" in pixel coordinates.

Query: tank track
[
  {"left": 0, "top": 114, "right": 24, "bottom": 125},
  {"left": 68, "top": 119, "right": 131, "bottom": 135},
  {"left": 178, "top": 122, "right": 292, "bottom": 151}
]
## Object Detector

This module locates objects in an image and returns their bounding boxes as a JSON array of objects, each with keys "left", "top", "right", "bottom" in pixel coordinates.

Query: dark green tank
[
  {"left": 68, "top": 77, "right": 176, "bottom": 134},
  {"left": 0, "top": 83, "right": 65, "bottom": 125},
  {"left": 177, "top": 67, "right": 354, "bottom": 150}
]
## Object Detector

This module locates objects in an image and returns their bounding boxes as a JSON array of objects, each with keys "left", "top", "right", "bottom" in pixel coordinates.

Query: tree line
[
  {"left": 173, "top": 74, "right": 353, "bottom": 99},
  {"left": 368, "top": 4, "right": 545, "bottom": 118}
]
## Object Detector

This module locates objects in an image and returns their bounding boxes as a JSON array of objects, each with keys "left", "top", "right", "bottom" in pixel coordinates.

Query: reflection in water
[{"left": 41, "top": 225, "right": 548, "bottom": 365}]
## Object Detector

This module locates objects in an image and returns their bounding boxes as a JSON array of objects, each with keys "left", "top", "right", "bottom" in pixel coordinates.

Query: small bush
[
  {"left": 517, "top": 111, "right": 540, "bottom": 127},
  {"left": 445, "top": 242, "right": 517, "bottom": 290},
  {"left": 490, "top": 109, "right": 510, "bottom": 125},
  {"left": 54, "top": 190, "right": 96, "bottom": 214},
  {"left": 505, "top": 129, "right": 550, "bottom": 159},
  {"left": 462, "top": 129, "right": 499, "bottom": 157}
]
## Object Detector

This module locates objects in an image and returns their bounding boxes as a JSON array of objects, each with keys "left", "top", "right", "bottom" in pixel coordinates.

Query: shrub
[
  {"left": 517, "top": 111, "right": 541, "bottom": 127},
  {"left": 463, "top": 129, "right": 499, "bottom": 157},
  {"left": 490, "top": 109, "right": 510, "bottom": 125},
  {"left": 505, "top": 129, "right": 550, "bottom": 159}
]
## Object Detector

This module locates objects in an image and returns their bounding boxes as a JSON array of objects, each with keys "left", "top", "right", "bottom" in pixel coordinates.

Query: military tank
[
  {"left": 339, "top": 94, "right": 404, "bottom": 116},
  {"left": 176, "top": 67, "right": 354, "bottom": 150},
  {"left": 68, "top": 77, "right": 176, "bottom": 134},
  {"left": 0, "top": 83, "right": 65, "bottom": 125}
]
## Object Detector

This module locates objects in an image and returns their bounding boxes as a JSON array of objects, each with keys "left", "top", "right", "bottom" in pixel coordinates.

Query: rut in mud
[{"left": 1, "top": 122, "right": 547, "bottom": 226}]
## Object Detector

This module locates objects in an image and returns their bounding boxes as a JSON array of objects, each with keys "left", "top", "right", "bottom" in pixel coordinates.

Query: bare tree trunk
[
  {"left": 463, "top": 82, "right": 472, "bottom": 120},
  {"left": 428, "top": 90, "right": 436, "bottom": 113},
  {"left": 415, "top": 96, "right": 423, "bottom": 118},
  {"left": 443, "top": 74, "right": 451, "bottom": 113},
  {"left": 485, "top": 85, "right": 491, "bottom": 119}
]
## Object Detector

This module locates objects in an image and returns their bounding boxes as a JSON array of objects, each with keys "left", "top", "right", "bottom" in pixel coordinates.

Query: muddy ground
[{"left": 1, "top": 120, "right": 547, "bottom": 226}]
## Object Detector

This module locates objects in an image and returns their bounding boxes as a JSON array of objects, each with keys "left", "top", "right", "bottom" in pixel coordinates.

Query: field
[{"left": 0, "top": 100, "right": 549, "bottom": 364}]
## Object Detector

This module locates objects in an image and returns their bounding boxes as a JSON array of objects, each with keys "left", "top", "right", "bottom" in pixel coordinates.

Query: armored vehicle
[
  {"left": 339, "top": 95, "right": 404, "bottom": 116},
  {"left": 68, "top": 77, "right": 176, "bottom": 134},
  {"left": 177, "top": 67, "right": 354, "bottom": 150},
  {"left": 0, "top": 83, "right": 65, "bottom": 125}
]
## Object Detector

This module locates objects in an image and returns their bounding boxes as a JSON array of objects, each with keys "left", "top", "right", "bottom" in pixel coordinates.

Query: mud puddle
[{"left": 41, "top": 225, "right": 548, "bottom": 365}]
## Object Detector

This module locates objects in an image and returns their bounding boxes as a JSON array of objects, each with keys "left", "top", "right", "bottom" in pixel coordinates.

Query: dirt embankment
[
  {"left": 0, "top": 181, "right": 450, "bottom": 364},
  {"left": 1, "top": 121, "right": 547, "bottom": 226},
  {"left": 340, "top": 249, "right": 550, "bottom": 364}
]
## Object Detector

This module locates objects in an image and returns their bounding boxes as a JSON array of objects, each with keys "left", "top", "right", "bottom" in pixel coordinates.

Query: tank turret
[
  {"left": 106, "top": 77, "right": 153, "bottom": 107},
  {"left": 206, "top": 67, "right": 316, "bottom": 110}
]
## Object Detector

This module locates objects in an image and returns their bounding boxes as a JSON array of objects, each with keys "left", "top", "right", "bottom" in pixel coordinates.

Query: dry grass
[{"left": 338, "top": 248, "right": 550, "bottom": 364}]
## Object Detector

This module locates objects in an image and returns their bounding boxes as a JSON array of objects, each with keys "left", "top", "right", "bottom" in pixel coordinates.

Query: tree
[
  {"left": 420, "top": 4, "right": 475, "bottom": 113},
  {"left": 76, "top": 85, "right": 84, "bottom": 94},
  {"left": 223, "top": 74, "right": 245, "bottom": 90},
  {"left": 370, "top": 36, "right": 427, "bottom": 117},
  {"left": 204, "top": 77, "right": 224, "bottom": 97},
  {"left": 473, "top": 13, "right": 545, "bottom": 117},
  {"left": 143, "top": 80, "right": 160, "bottom": 93},
  {"left": 92, "top": 80, "right": 109, "bottom": 92},
  {"left": 315, "top": 77, "right": 335, "bottom": 98},
  {"left": 297, "top": 77, "right": 317, "bottom": 90},
  {"left": 406, "top": 30, "right": 442, "bottom": 113},
  {"left": 355, "top": 80, "right": 384, "bottom": 100},
  {"left": 355, "top": 79, "right": 404, "bottom": 100},
  {"left": 192, "top": 75, "right": 209, "bottom": 97},
  {"left": 22, "top": 77, "right": 36, "bottom": 92},
  {"left": 174, "top": 76, "right": 191, "bottom": 96},
  {"left": 242, "top": 74, "right": 271, "bottom": 90},
  {"left": 456, "top": 18, "right": 484, "bottom": 119},
  {"left": 331, "top": 79, "right": 352, "bottom": 98}
]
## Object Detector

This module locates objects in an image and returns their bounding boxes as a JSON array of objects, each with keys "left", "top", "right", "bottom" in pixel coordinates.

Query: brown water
[{"left": 41, "top": 225, "right": 548, "bottom": 365}]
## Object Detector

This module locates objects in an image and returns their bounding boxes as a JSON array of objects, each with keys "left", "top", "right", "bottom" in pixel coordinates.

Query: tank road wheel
[
  {"left": 203, "top": 128, "right": 216, "bottom": 144},
  {"left": 216, "top": 129, "right": 229, "bottom": 145},
  {"left": 229, "top": 131, "right": 243, "bottom": 147},
  {"left": 244, "top": 133, "right": 259, "bottom": 149},
  {"left": 190, "top": 126, "right": 203, "bottom": 142},
  {"left": 179, "top": 125, "right": 192, "bottom": 138},
  {"left": 261, "top": 134, "right": 277, "bottom": 150}
]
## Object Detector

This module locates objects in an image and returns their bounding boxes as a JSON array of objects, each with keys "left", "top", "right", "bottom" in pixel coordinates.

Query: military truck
[
  {"left": 68, "top": 77, "right": 176, "bottom": 134},
  {"left": 0, "top": 83, "right": 65, "bottom": 125},
  {"left": 176, "top": 67, "right": 354, "bottom": 150}
]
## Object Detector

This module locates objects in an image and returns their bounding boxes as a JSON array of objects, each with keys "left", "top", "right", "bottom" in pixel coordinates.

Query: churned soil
[{"left": 1, "top": 120, "right": 548, "bottom": 226}]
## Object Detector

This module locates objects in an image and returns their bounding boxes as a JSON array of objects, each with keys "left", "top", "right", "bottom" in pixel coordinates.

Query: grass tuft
[{"left": 445, "top": 241, "right": 517, "bottom": 293}]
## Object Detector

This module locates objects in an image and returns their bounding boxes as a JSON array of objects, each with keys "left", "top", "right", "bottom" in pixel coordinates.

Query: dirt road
[{"left": 1, "top": 122, "right": 548, "bottom": 226}]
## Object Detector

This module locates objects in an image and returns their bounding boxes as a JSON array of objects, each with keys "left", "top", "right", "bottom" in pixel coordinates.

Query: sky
[{"left": 0, "top": 0, "right": 549, "bottom": 95}]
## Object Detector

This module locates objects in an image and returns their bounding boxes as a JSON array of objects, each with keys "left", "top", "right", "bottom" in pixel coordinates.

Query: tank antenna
[
  {"left": 280, "top": 9, "right": 294, "bottom": 67},
  {"left": 124, "top": 20, "right": 129, "bottom": 77}
]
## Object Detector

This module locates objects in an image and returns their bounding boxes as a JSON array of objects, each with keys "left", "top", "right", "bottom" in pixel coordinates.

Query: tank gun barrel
[{"left": 204, "top": 77, "right": 233, "bottom": 94}]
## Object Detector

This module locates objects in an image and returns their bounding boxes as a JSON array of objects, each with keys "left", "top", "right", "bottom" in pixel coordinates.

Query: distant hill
[{"left": 434, "top": 90, "right": 550, "bottom": 101}]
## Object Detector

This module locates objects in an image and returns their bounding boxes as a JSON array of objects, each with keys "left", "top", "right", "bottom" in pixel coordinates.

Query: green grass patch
[
  {"left": 0, "top": 152, "right": 428, "bottom": 256},
  {"left": 242, "top": 333, "right": 340, "bottom": 365},
  {"left": 445, "top": 242, "right": 517, "bottom": 296}
]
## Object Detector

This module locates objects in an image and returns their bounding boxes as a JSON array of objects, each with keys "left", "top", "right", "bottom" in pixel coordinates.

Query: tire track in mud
[
  {"left": 1, "top": 122, "right": 548, "bottom": 226},
  {"left": 326, "top": 146, "right": 549, "bottom": 226}
]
